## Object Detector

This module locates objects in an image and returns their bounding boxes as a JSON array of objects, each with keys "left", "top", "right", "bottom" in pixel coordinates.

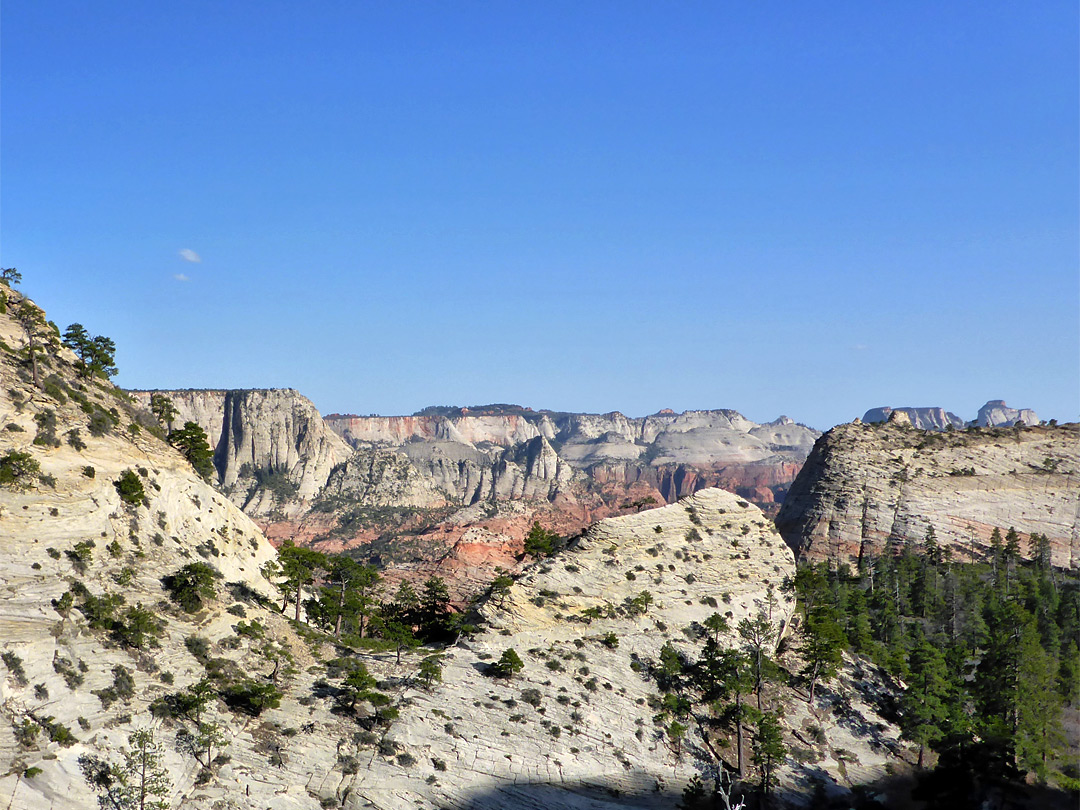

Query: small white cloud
[
  {"left": 178, "top": 248, "right": 201, "bottom": 263},
  {"left": 173, "top": 273, "right": 190, "bottom": 282},
  {"left": 852, "top": 343, "right": 868, "bottom": 351}
]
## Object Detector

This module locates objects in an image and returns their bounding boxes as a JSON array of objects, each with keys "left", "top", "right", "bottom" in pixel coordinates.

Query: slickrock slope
[
  {"left": 776, "top": 418, "right": 1080, "bottom": 568},
  {"left": 326, "top": 409, "right": 818, "bottom": 486},
  {"left": 344, "top": 487, "right": 903, "bottom": 810},
  {"left": 0, "top": 290, "right": 324, "bottom": 809}
]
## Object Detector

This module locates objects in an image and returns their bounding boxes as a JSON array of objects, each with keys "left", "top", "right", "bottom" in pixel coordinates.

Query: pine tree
[
  {"left": 737, "top": 611, "right": 776, "bottom": 712},
  {"left": 900, "top": 631, "right": 952, "bottom": 768},
  {"left": 276, "top": 541, "right": 327, "bottom": 622},
  {"left": 801, "top": 610, "right": 846, "bottom": 702},
  {"left": 149, "top": 393, "right": 179, "bottom": 433},
  {"left": 320, "top": 557, "right": 380, "bottom": 638},
  {"left": 419, "top": 576, "right": 452, "bottom": 641},
  {"left": 15, "top": 300, "right": 47, "bottom": 388},
  {"left": 168, "top": 422, "right": 215, "bottom": 482},
  {"left": 989, "top": 528, "right": 1004, "bottom": 589},
  {"left": 79, "top": 728, "right": 171, "bottom": 810},
  {"left": 1003, "top": 528, "right": 1022, "bottom": 596},
  {"left": 923, "top": 525, "right": 941, "bottom": 565},
  {"left": 752, "top": 711, "right": 786, "bottom": 804},
  {"left": 1014, "top": 621, "right": 1066, "bottom": 783}
]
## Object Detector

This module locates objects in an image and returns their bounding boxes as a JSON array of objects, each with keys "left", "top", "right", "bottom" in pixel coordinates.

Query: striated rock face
[
  {"left": 130, "top": 388, "right": 353, "bottom": 517},
  {"left": 326, "top": 407, "right": 819, "bottom": 510},
  {"left": 776, "top": 420, "right": 1080, "bottom": 568},
  {"left": 136, "top": 394, "right": 819, "bottom": 593},
  {"left": 977, "top": 399, "right": 1039, "bottom": 428}
]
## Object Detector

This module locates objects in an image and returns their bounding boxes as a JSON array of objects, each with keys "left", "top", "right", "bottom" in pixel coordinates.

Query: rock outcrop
[
  {"left": 862, "top": 400, "right": 1041, "bottom": 431},
  {"left": 862, "top": 406, "right": 965, "bottom": 431},
  {"left": 977, "top": 399, "right": 1039, "bottom": 428},
  {"left": 776, "top": 419, "right": 1080, "bottom": 568}
]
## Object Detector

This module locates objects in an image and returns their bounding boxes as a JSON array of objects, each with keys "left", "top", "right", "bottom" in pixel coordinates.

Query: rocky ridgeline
[
  {"left": 136, "top": 393, "right": 818, "bottom": 517},
  {"left": 776, "top": 414, "right": 1080, "bottom": 568},
  {"left": 130, "top": 391, "right": 819, "bottom": 595},
  {"left": 326, "top": 408, "right": 817, "bottom": 506}
]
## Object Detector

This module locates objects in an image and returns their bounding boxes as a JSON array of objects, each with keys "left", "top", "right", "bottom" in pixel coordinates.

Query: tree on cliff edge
[{"left": 168, "top": 421, "right": 215, "bottom": 482}]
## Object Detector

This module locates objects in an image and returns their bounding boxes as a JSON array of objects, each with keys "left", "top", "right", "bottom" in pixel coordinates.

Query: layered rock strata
[
  {"left": 131, "top": 392, "right": 819, "bottom": 592},
  {"left": 776, "top": 419, "right": 1080, "bottom": 568}
]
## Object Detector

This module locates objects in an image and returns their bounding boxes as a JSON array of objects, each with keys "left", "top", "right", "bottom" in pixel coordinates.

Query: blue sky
[{"left": 2, "top": 2, "right": 1076, "bottom": 429}]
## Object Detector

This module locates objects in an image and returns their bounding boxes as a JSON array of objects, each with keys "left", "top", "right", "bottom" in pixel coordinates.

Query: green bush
[
  {"left": 163, "top": 562, "right": 219, "bottom": 612},
  {"left": 0, "top": 450, "right": 40, "bottom": 490},
  {"left": 185, "top": 636, "right": 211, "bottom": 660},
  {"left": 2, "top": 651, "right": 28, "bottom": 686},
  {"left": 94, "top": 665, "right": 136, "bottom": 708},
  {"left": 220, "top": 679, "right": 282, "bottom": 716},
  {"left": 168, "top": 422, "right": 215, "bottom": 482},
  {"left": 41, "top": 717, "right": 77, "bottom": 747},
  {"left": 87, "top": 409, "right": 115, "bottom": 436},
  {"left": 520, "top": 688, "right": 543, "bottom": 707},
  {"left": 65, "top": 540, "right": 95, "bottom": 574},
  {"left": 33, "top": 410, "right": 60, "bottom": 447},
  {"left": 112, "top": 603, "right": 165, "bottom": 649},
  {"left": 487, "top": 648, "right": 524, "bottom": 678},
  {"left": 114, "top": 469, "right": 147, "bottom": 507}
]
